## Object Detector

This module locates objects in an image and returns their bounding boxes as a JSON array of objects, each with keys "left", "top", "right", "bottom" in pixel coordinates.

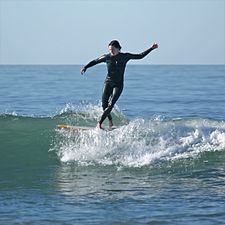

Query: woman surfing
[{"left": 80, "top": 40, "right": 158, "bottom": 129}]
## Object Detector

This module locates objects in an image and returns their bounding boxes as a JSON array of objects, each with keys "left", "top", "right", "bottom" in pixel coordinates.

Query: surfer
[{"left": 80, "top": 40, "right": 158, "bottom": 129}]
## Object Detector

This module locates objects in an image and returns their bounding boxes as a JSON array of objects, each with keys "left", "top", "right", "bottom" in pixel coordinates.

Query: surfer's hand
[
  {"left": 151, "top": 43, "right": 158, "bottom": 50},
  {"left": 80, "top": 67, "right": 86, "bottom": 75}
]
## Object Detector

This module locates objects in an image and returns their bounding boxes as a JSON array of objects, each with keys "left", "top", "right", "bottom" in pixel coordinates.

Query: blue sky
[{"left": 0, "top": 0, "right": 224, "bottom": 65}]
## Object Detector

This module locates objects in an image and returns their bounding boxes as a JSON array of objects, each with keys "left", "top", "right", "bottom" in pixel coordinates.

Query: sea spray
[{"left": 57, "top": 102, "right": 129, "bottom": 127}]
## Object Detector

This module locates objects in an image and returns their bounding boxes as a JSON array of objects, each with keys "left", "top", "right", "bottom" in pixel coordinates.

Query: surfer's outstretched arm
[
  {"left": 80, "top": 55, "right": 107, "bottom": 75},
  {"left": 126, "top": 43, "right": 158, "bottom": 61}
]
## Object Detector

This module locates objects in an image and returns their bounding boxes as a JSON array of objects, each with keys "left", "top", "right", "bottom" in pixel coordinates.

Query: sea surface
[{"left": 1, "top": 65, "right": 225, "bottom": 224}]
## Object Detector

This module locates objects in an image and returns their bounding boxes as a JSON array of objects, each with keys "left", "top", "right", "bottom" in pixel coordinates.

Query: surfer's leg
[
  {"left": 102, "top": 83, "right": 112, "bottom": 110},
  {"left": 101, "top": 83, "right": 113, "bottom": 125},
  {"left": 99, "top": 85, "right": 123, "bottom": 126}
]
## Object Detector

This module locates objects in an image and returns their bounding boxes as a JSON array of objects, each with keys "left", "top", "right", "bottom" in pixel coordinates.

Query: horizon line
[{"left": 0, "top": 63, "right": 225, "bottom": 66}]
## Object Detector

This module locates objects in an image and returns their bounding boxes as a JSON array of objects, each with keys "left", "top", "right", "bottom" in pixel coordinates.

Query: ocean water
[{"left": 1, "top": 65, "right": 225, "bottom": 224}]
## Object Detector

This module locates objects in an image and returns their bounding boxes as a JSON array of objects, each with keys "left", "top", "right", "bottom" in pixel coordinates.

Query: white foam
[{"left": 53, "top": 117, "right": 225, "bottom": 167}]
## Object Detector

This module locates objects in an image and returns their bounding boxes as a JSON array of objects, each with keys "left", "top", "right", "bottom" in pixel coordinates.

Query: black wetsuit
[{"left": 84, "top": 47, "right": 154, "bottom": 124}]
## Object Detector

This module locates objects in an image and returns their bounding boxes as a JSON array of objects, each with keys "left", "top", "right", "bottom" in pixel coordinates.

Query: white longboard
[{"left": 57, "top": 124, "right": 117, "bottom": 132}]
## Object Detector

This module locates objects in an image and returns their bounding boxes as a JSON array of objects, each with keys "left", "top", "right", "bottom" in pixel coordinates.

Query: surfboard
[{"left": 57, "top": 124, "right": 117, "bottom": 132}]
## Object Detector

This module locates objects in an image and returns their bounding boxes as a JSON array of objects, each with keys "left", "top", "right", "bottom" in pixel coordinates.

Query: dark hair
[{"left": 108, "top": 40, "right": 122, "bottom": 50}]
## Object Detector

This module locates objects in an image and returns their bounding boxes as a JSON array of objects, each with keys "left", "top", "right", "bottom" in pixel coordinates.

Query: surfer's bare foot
[
  {"left": 109, "top": 120, "right": 113, "bottom": 129},
  {"left": 96, "top": 122, "right": 103, "bottom": 129}
]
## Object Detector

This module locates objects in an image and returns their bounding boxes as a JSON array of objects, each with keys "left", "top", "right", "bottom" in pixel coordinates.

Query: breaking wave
[{"left": 52, "top": 105, "right": 225, "bottom": 167}]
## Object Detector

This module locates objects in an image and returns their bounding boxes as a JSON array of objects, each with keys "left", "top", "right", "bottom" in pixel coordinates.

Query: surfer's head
[
  {"left": 108, "top": 40, "right": 121, "bottom": 56},
  {"left": 108, "top": 40, "right": 122, "bottom": 50}
]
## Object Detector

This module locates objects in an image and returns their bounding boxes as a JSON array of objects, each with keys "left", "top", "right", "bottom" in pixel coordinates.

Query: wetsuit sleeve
[
  {"left": 84, "top": 55, "right": 107, "bottom": 70},
  {"left": 126, "top": 47, "right": 154, "bottom": 60}
]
